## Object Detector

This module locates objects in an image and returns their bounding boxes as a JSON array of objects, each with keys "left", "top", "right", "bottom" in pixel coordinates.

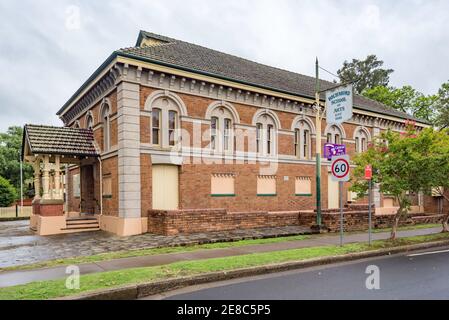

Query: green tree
[
  {"left": 337, "top": 55, "right": 394, "bottom": 94},
  {"left": 351, "top": 126, "right": 432, "bottom": 239},
  {"left": 416, "top": 128, "right": 449, "bottom": 231},
  {"left": 0, "top": 126, "right": 33, "bottom": 196},
  {"left": 363, "top": 85, "right": 438, "bottom": 123},
  {"left": 434, "top": 81, "right": 449, "bottom": 129},
  {"left": 0, "top": 176, "right": 17, "bottom": 207}
]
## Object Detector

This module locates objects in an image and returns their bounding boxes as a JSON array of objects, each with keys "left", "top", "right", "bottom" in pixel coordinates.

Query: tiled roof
[
  {"left": 24, "top": 125, "right": 98, "bottom": 157},
  {"left": 116, "top": 30, "right": 426, "bottom": 123}
]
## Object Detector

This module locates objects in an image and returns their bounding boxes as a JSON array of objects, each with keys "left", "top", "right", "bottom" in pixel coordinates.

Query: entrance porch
[{"left": 22, "top": 125, "right": 100, "bottom": 235}]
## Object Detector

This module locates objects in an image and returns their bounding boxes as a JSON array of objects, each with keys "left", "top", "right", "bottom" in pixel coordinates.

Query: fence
[{"left": 0, "top": 205, "right": 32, "bottom": 218}]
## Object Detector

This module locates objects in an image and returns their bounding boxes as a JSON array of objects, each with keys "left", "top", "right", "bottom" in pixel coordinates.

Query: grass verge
[
  {"left": 1, "top": 232, "right": 448, "bottom": 300},
  {"left": 0, "top": 234, "right": 310, "bottom": 272}
]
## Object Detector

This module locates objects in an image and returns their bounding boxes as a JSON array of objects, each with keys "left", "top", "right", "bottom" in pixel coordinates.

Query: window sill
[
  {"left": 211, "top": 194, "right": 236, "bottom": 197},
  {"left": 257, "top": 194, "right": 277, "bottom": 197},
  {"left": 295, "top": 194, "right": 312, "bottom": 197}
]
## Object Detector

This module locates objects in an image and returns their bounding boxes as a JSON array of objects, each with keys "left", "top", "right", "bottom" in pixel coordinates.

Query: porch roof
[{"left": 22, "top": 124, "right": 99, "bottom": 159}]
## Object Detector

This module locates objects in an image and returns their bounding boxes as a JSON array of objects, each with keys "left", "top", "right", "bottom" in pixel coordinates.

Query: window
[
  {"left": 224, "top": 118, "right": 232, "bottom": 151},
  {"left": 152, "top": 108, "right": 161, "bottom": 145},
  {"left": 211, "top": 117, "right": 218, "bottom": 150},
  {"left": 294, "top": 120, "right": 312, "bottom": 159},
  {"left": 208, "top": 106, "right": 235, "bottom": 153},
  {"left": 335, "top": 134, "right": 341, "bottom": 144},
  {"left": 254, "top": 113, "right": 277, "bottom": 156},
  {"left": 256, "top": 123, "right": 262, "bottom": 154},
  {"left": 168, "top": 110, "right": 177, "bottom": 147},
  {"left": 86, "top": 115, "right": 93, "bottom": 130},
  {"left": 211, "top": 174, "right": 235, "bottom": 196},
  {"left": 267, "top": 124, "right": 273, "bottom": 155},
  {"left": 295, "top": 177, "right": 312, "bottom": 196},
  {"left": 257, "top": 175, "right": 277, "bottom": 196},
  {"left": 102, "top": 176, "right": 112, "bottom": 198},
  {"left": 326, "top": 125, "right": 343, "bottom": 145},
  {"left": 303, "top": 130, "right": 310, "bottom": 159},
  {"left": 73, "top": 174, "right": 80, "bottom": 198},
  {"left": 355, "top": 128, "right": 370, "bottom": 153},
  {"left": 149, "top": 96, "right": 181, "bottom": 149},
  {"left": 101, "top": 105, "right": 111, "bottom": 152},
  {"left": 294, "top": 129, "right": 299, "bottom": 157}
]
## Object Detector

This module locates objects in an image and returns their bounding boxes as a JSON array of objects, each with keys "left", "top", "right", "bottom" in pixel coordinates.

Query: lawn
[
  {"left": 0, "top": 223, "right": 442, "bottom": 273},
  {"left": 0, "top": 234, "right": 311, "bottom": 272},
  {"left": 1, "top": 232, "right": 448, "bottom": 300}
]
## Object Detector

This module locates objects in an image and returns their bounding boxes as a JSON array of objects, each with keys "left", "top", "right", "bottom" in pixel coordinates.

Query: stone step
[
  {"left": 66, "top": 220, "right": 99, "bottom": 226},
  {"left": 61, "top": 225, "right": 100, "bottom": 231}
]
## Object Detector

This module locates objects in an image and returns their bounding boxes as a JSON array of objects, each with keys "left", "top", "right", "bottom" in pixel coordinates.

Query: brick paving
[{"left": 0, "top": 220, "right": 311, "bottom": 268}]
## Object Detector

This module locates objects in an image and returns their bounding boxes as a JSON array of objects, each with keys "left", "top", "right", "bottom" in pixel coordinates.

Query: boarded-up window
[
  {"left": 295, "top": 177, "right": 311, "bottom": 196},
  {"left": 103, "top": 176, "right": 112, "bottom": 197},
  {"left": 257, "top": 175, "right": 276, "bottom": 196},
  {"left": 73, "top": 174, "right": 80, "bottom": 198},
  {"left": 211, "top": 174, "right": 235, "bottom": 196}
]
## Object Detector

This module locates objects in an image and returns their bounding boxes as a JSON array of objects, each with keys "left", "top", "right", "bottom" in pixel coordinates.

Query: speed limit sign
[{"left": 331, "top": 155, "right": 350, "bottom": 182}]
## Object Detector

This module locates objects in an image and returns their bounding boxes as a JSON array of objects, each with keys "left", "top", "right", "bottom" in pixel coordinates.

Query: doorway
[
  {"left": 328, "top": 172, "right": 340, "bottom": 209},
  {"left": 152, "top": 165, "right": 179, "bottom": 210}
]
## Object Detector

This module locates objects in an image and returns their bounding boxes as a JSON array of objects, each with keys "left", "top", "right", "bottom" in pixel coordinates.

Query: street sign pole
[
  {"left": 315, "top": 58, "right": 322, "bottom": 227},
  {"left": 339, "top": 181, "right": 344, "bottom": 247},
  {"left": 368, "top": 179, "right": 372, "bottom": 246}
]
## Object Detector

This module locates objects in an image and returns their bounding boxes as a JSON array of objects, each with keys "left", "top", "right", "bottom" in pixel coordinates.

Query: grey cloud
[{"left": 0, "top": 0, "right": 448, "bottom": 132}]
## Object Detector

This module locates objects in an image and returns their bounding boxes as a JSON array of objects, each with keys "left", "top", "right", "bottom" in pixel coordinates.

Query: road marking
[{"left": 407, "top": 249, "right": 449, "bottom": 257}]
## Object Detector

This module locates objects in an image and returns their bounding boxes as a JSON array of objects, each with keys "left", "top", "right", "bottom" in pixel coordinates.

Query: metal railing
[{"left": 0, "top": 205, "right": 32, "bottom": 218}]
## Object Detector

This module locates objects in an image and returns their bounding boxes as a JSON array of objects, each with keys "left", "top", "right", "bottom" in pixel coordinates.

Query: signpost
[
  {"left": 331, "top": 155, "right": 350, "bottom": 246},
  {"left": 365, "top": 165, "right": 373, "bottom": 246}
]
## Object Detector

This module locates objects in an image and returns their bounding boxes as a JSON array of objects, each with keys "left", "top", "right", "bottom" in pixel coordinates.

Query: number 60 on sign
[{"left": 331, "top": 155, "right": 350, "bottom": 182}]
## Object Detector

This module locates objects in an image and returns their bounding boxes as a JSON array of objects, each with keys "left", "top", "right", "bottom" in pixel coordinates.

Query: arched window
[
  {"left": 74, "top": 121, "right": 80, "bottom": 129},
  {"left": 254, "top": 113, "right": 277, "bottom": 156},
  {"left": 101, "top": 104, "right": 111, "bottom": 152},
  {"left": 294, "top": 120, "right": 312, "bottom": 160},
  {"left": 86, "top": 114, "right": 94, "bottom": 130},
  {"left": 149, "top": 96, "right": 181, "bottom": 149},
  {"left": 326, "top": 125, "right": 343, "bottom": 145},
  {"left": 355, "top": 128, "right": 370, "bottom": 153},
  {"left": 208, "top": 105, "right": 236, "bottom": 153}
]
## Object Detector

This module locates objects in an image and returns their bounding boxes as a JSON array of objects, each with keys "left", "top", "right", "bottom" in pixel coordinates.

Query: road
[{"left": 147, "top": 246, "right": 449, "bottom": 300}]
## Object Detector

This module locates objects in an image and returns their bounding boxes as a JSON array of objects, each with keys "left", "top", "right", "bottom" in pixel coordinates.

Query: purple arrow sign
[{"left": 324, "top": 144, "right": 346, "bottom": 160}]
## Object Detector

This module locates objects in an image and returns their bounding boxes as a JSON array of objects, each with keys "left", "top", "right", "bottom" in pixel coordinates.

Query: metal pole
[
  {"left": 20, "top": 158, "right": 23, "bottom": 217},
  {"left": 340, "top": 181, "right": 344, "bottom": 246},
  {"left": 368, "top": 179, "right": 372, "bottom": 246},
  {"left": 315, "top": 58, "right": 322, "bottom": 227}
]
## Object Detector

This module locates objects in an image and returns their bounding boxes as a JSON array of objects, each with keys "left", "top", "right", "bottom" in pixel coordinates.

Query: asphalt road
[{"left": 149, "top": 246, "right": 449, "bottom": 300}]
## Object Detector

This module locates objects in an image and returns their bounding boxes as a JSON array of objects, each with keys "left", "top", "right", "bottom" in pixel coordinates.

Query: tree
[
  {"left": 0, "top": 176, "right": 17, "bottom": 207},
  {"left": 416, "top": 128, "right": 449, "bottom": 232},
  {"left": 337, "top": 55, "right": 394, "bottom": 94},
  {"left": 351, "top": 125, "right": 431, "bottom": 239},
  {"left": 363, "top": 85, "right": 438, "bottom": 123},
  {"left": 0, "top": 126, "right": 33, "bottom": 197},
  {"left": 434, "top": 81, "right": 449, "bottom": 129}
]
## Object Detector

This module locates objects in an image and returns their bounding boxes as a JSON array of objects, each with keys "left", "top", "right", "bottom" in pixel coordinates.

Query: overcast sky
[{"left": 0, "top": 0, "right": 448, "bottom": 132}]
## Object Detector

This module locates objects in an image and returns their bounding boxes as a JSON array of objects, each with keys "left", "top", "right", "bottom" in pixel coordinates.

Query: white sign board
[
  {"left": 331, "top": 155, "right": 350, "bottom": 182},
  {"left": 326, "top": 84, "right": 353, "bottom": 125}
]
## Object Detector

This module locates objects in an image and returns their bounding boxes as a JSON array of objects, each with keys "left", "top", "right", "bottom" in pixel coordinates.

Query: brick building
[{"left": 22, "top": 31, "right": 437, "bottom": 236}]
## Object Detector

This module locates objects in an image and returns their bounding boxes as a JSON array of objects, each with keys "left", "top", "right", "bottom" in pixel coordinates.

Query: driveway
[{"left": 0, "top": 220, "right": 310, "bottom": 268}]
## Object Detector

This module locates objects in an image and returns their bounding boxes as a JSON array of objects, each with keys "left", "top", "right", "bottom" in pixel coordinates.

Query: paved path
[
  {"left": 0, "top": 220, "right": 309, "bottom": 268},
  {"left": 157, "top": 245, "right": 449, "bottom": 300},
  {"left": 0, "top": 226, "right": 443, "bottom": 288}
]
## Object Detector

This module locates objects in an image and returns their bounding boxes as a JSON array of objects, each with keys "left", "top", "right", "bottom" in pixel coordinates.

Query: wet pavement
[
  {"left": 0, "top": 220, "right": 311, "bottom": 268},
  {"left": 0, "top": 225, "right": 444, "bottom": 288}
]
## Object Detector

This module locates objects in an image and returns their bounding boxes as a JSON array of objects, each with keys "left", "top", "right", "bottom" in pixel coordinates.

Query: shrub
[{"left": 0, "top": 176, "right": 17, "bottom": 207}]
